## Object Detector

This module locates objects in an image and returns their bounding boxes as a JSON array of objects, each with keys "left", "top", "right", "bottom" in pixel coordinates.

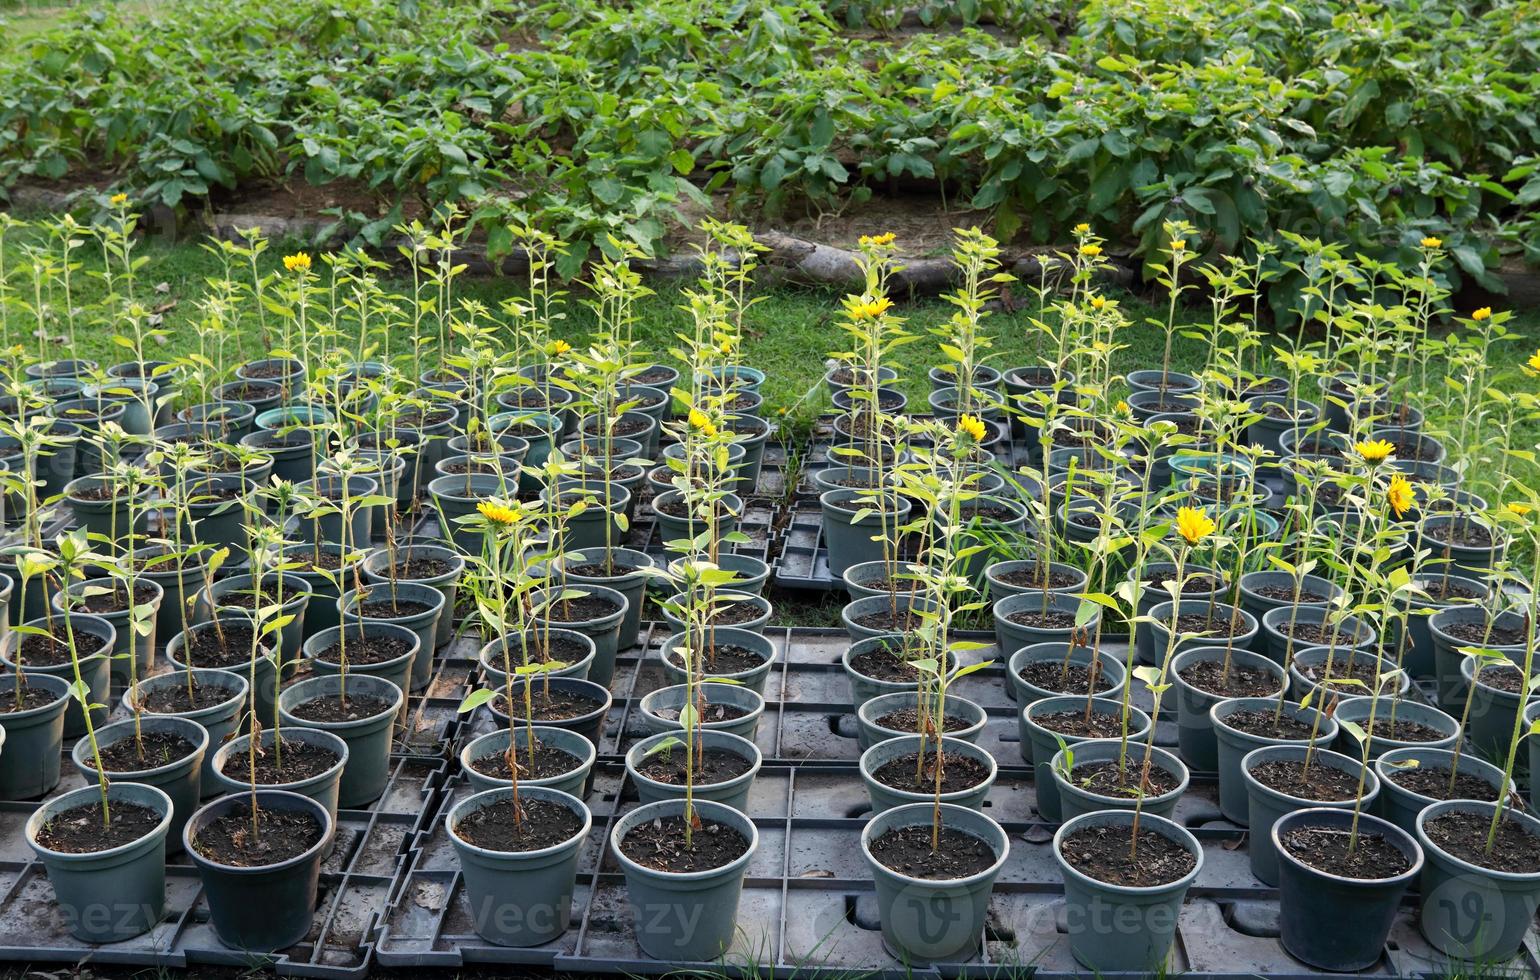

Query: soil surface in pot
[
  {"left": 139, "top": 679, "right": 238, "bottom": 713},
  {"left": 1421, "top": 811, "right": 1540, "bottom": 874},
  {"left": 291, "top": 550, "right": 345, "bottom": 572},
  {"left": 1388, "top": 766, "right": 1497, "bottom": 802},
  {"left": 849, "top": 647, "right": 924, "bottom": 683},
  {"left": 1005, "top": 609, "right": 1078, "bottom": 630},
  {"left": 1279, "top": 827, "right": 1412, "bottom": 878},
  {"left": 1440, "top": 620, "right": 1524, "bottom": 646},
  {"left": 469, "top": 741, "right": 582, "bottom": 781},
  {"left": 15, "top": 623, "right": 108, "bottom": 667},
  {"left": 1358, "top": 716, "right": 1450, "bottom": 743},
  {"left": 875, "top": 708, "right": 970, "bottom": 733},
  {"left": 581, "top": 416, "right": 649, "bottom": 439},
  {"left": 1475, "top": 663, "right": 1525, "bottom": 694},
  {"left": 868, "top": 824, "right": 996, "bottom": 879},
  {"left": 356, "top": 597, "right": 435, "bottom": 620},
  {"left": 667, "top": 644, "right": 766, "bottom": 675},
  {"left": 995, "top": 567, "right": 1081, "bottom": 590},
  {"left": 387, "top": 556, "right": 457, "bottom": 579},
  {"left": 68, "top": 484, "right": 124, "bottom": 502},
  {"left": 79, "top": 583, "right": 159, "bottom": 614},
  {"left": 1032, "top": 709, "right": 1124, "bottom": 738},
  {"left": 220, "top": 382, "right": 277, "bottom": 402},
  {"left": 315, "top": 632, "right": 415, "bottom": 666},
  {"left": 0, "top": 683, "right": 62, "bottom": 711},
  {"left": 543, "top": 595, "right": 622, "bottom": 623},
  {"left": 1248, "top": 760, "right": 1358, "bottom": 801},
  {"left": 695, "top": 599, "right": 765, "bottom": 627},
  {"left": 653, "top": 701, "right": 750, "bottom": 724},
  {"left": 1276, "top": 622, "right": 1363, "bottom": 646},
  {"left": 35, "top": 802, "right": 161, "bottom": 853},
  {"left": 1295, "top": 656, "right": 1383, "bottom": 690},
  {"left": 1180, "top": 659, "right": 1280, "bottom": 698},
  {"left": 1060, "top": 824, "right": 1196, "bottom": 887},
  {"left": 871, "top": 750, "right": 989, "bottom": 794},
  {"left": 1169, "top": 612, "right": 1250, "bottom": 640},
  {"left": 222, "top": 738, "right": 340, "bottom": 783},
  {"left": 193, "top": 801, "right": 324, "bottom": 867},
  {"left": 1220, "top": 709, "right": 1315, "bottom": 740},
  {"left": 851, "top": 608, "right": 928, "bottom": 633},
  {"left": 565, "top": 561, "right": 643, "bottom": 579},
  {"left": 490, "top": 633, "right": 590, "bottom": 668},
  {"left": 1145, "top": 570, "right": 1221, "bottom": 595},
  {"left": 1251, "top": 585, "right": 1328, "bottom": 603},
  {"left": 290, "top": 693, "right": 394, "bottom": 724},
  {"left": 85, "top": 732, "right": 197, "bottom": 773},
  {"left": 619, "top": 814, "right": 751, "bottom": 873},
  {"left": 496, "top": 688, "right": 604, "bottom": 721},
  {"left": 1425, "top": 521, "right": 1496, "bottom": 548},
  {"left": 183, "top": 625, "right": 265, "bottom": 670},
  {"left": 216, "top": 584, "right": 292, "bottom": 610},
  {"left": 1018, "top": 660, "right": 1116, "bottom": 695},
  {"left": 455, "top": 798, "right": 583, "bottom": 852},
  {"left": 635, "top": 747, "right": 753, "bottom": 786},
  {"left": 1071, "top": 760, "right": 1180, "bottom": 797},
  {"left": 1419, "top": 579, "right": 1484, "bottom": 601}
]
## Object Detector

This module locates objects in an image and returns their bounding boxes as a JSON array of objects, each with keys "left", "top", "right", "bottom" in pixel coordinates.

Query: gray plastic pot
[
  {"left": 1417, "top": 514, "right": 1506, "bottom": 579},
  {"left": 660, "top": 590, "right": 770, "bottom": 637},
  {"left": 361, "top": 543, "right": 465, "bottom": 649},
  {"left": 819, "top": 489, "right": 912, "bottom": 578},
  {"left": 294, "top": 473, "right": 378, "bottom": 546},
  {"left": 63, "top": 475, "right": 150, "bottom": 548},
  {"left": 1391, "top": 573, "right": 1490, "bottom": 680},
  {"left": 1375, "top": 747, "right": 1508, "bottom": 837},
  {"left": 428, "top": 473, "right": 513, "bottom": 554},
  {"left": 529, "top": 584, "right": 627, "bottom": 690},
  {"left": 1415, "top": 800, "right": 1540, "bottom": 961},
  {"left": 839, "top": 560, "right": 925, "bottom": 601},
  {"left": 1053, "top": 809, "right": 1202, "bottom": 973},
  {"left": 283, "top": 543, "right": 357, "bottom": 640},
  {"left": 55, "top": 576, "right": 163, "bottom": 685},
  {"left": 1145, "top": 601, "right": 1259, "bottom": 669},
  {"left": 1023, "top": 696, "right": 1152, "bottom": 821},
  {"left": 1462, "top": 655, "right": 1531, "bottom": 763},
  {"left": 278, "top": 673, "right": 402, "bottom": 808},
  {"left": 303, "top": 622, "right": 419, "bottom": 700},
  {"left": 856, "top": 691, "right": 985, "bottom": 752},
  {"left": 1236, "top": 570, "right": 1342, "bottom": 627},
  {"left": 840, "top": 593, "right": 938, "bottom": 642},
  {"left": 1211, "top": 697, "right": 1338, "bottom": 826},
  {"left": 626, "top": 729, "right": 762, "bottom": 812},
  {"left": 861, "top": 802, "right": 1009, "bottom": 965},
  {"left": 1531, "top": 700, "right": 1540, "bottom": 812},
  {"left": 1288, "top": 644, "right": 1410, "bottom": 704},
  {"left": 985, "top": 559, "right": 1089, "bottom": 602},
  {"left": 1245, "top": 394, "right": 1321, "bottom": 456},
  {"left": 859, "top": 734, "right": 996, "bottom": 814},
  {"left": 542, "top": 483, "right": 630, "bottom": 553},
  {"left": 0, "top": 672, "right": 70, "bottom": 798},
  {"left": 196, "top": 572, "right": 311, "bottom": 667},
  {"left": 26, "top": 782, "right": 172, "bottom": 943},
  {"left": 184, "top": 789, "right": 333, "bottom": 952},
  {"left": 1261, "top": 606, "right": 1376, "bottom": 667},
  {"left": 1171, "top": 645, "right": 1284, "bottom": 772},
  {"left": 668, "top": 553, "right": 770, "bottom": 597},
  {"left": 125, "top": 668, "right": 248, "bottom": 798},
  {"left": 480, "top": 628, "right": 596, "bottom": 687},
  {"left": 0, "top": 612, "right": 114, "bottom": 737},
  {"left": 1242, "top": 744, "right": 1380, "bottom": 886},
  {"left": 651, "top": 489, "right": 743, "bottom": 547},
  {"left": 609, "top": 797, "right": 757, "bottom": 961},
  {"left": 208, "top": 726, "right": 348, "bottom": 824},
  {"left": 460, "top": 725, "right": 596, "bottom": 797},
  {"left": 993, "top": 591, "right": 1096, "bottom": 654},
  {"left": 1333, "top": 696, "right": 1460, "bottom": 759},
  {"left": 339, "top": 582, "right": 446, "bottom": 693},
  {"left": 659, "top": 627, "right": 777, "bottom": 696},
  {"left": 639, "top": 682, "right": 765, "bottom": 743},
  {"left": 488, "top": 676, "right": 613, "bottom": 748},
  {"left": 71, "top": 715, "right": 206, "bottom": 856},
  {"left": 1006, "top": 642, "right": 1126, "bottom": 706},
  {"left": 1053, "top": 739, "right": 1189, "bottom": 822},
  {"left": 446, "top": 784, "right": 591, "bottom": 947},
  {"left": 1275, "top": 806, "right": 1422, "bottom": 971},
  {"left": 841, "top": 633, "right": 952, "bottom": 711},
  {"left": 165, "top": 618, "right": 277, "bottom": 732},
  {"left": 557, "top": 548, "right": 654, "bottom": 650},
  {"left": 1427, "top": 604, "right": 1526, "bottom": 712}
]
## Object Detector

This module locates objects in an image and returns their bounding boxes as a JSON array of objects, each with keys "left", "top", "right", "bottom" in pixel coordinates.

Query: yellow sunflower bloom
[
  {"left": 548, "top": 339, "right": 572, "bottom": 357},
  {"left": 848, "top": 296, "right": 894, "bottom": 321},
  {"left": 477, "top": 499, "right": 520, "bottom": 526},
  {"left": 109, "top": 193, "right": 128, "bottom": 207},
  {"left": 1527, "top": 349, "right": 1540, "bottom": 374},
  {"left": 1079, "top": 244, "right": 1103, "bottom": 258},
  {"left": 1072, "top": 223, "right": 1091, "bottom": 235},
  {"left": 688, "top": 409, "right": 717, "bottom": 438},
  {"left": 1355, "top": 439, "right": 1395, "bottom": 464},
  {"left": 957, "top": 415, "right": 986, "bottom": 442},
  {"left": 1387, "top": 474, "right": 1416, "bottom": 518},
  {"left": 282, "top": 252, "right": 312, "bottom": 273},
  {"left": 1507, "top": 502, "right": 1533, "bottom": 517},
  {"left": 1175, "top": 506, "right": 1216, "bottom": 546},
  {"left": 1471, "top": 307, "right": 1492, "bottom": 321},
  {"left": 1420, "top": 236, "right": 1443, "bottom": 249},
  {"left": 1090, "top": 295, "right": 1106, "bottom": 310}
]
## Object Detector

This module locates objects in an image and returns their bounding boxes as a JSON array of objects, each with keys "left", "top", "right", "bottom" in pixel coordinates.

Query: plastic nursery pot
[
  {"left": 626, "top": 729, "right": 763, "bottom": 812},
  {"left": 54, "top": 575, "right": 163, "bottom": 684},
  {"left": 1146, "top": 599, "right": 1260, "bottom": 667},
  {"left": 824, "top": 362, "right": 896, "bottom": 396},
  {"left": 489, "top": 411, "right": 559, "bottom": 495},
  {"left": 488, "top": 676, "right": 614, "bottom": 749},
  {"left": 1456, "top": 655, "right": 1530, "bottom": 762},
  {"left": 1028, "top": 696, "right": 1151, "bottom": 825},
  {"left": 660, "top": 589, "right": 771, "bottom": 636},
  {"left": 668, "top": 552, "right": 769, "bottom": 597},
  {"left": 1374, "top": 747, "right": 1509, "bottom": 837},
  {"left": 426, "top": 473, "right": 510, "bottom": 554},
  {"left": 125, "top": 669, "right": 249, "bottom": 798},
  {"left": 983, "top": 558, "right": 1088, "bottom": 603},
  {"left": 460, "top": 725, "right": 597, "bottom": 798},
  {"left": 282, "top": 543, "right": 356, "bottom": 640},
  {"left": 1389, "top": 572, "right": 1489, "bottom": 681},
  {"left": 993, "top": 590, "right": 1097, "bottom": 654},
  {"left": 339, "top": 581, "right": 446, "bottom": 693},
  {"left": 856, "top": 690, "right": 985, "bottom": 752},
  {"left": 1287, "top": 644, "right": 1410, "bottom": 704},
  {"left": 0, "top": 672, "right": 70, "bottom": 799},
  {"left": 1530, "top": 700, "right": 1540, "bottom": 812},
  {"left": 1244, "top": 394, "right": 1321, "bottom": 456},
  {"left": 1006, "top": 642, "right": 1127, "bottom": 705},
  {"left": 652, "top": 487, "right": 745, "bottom": 547},
  {"left": 1274, "top": 806, "right": 1423, "bottom": 971},
  {"left": 557, "top": 547, "right": 654, "bottom": 650},
  {"left": 609, "top": 797, "right": 758, "bottom": 961},
  {"left": 293, "top": 473, "right": 379, "bottom": 546},
  {"left": 542, "top": 482, "right": 631, "bottom": 552},
  {"left": 1241, "top": 744, "right": 1380, "bottom": 886},
  {"left": 528, "top": 584, "right": 627, "bottom": 691},
  {"left": 1128, "top": 368, "right": 1200, "bottom": 395},
  {"left": 840, "top": 592, "right": 938, "bottom": 642},
  {"left": 71, "top": 715, "right": 207, "bottom": 857},
  {"left": 639, "top": 682, "right": 765, "bottom": 743},
  {"left": 0, "top": 613, "right": 114, "bottom": 738},
  {"left": 1052, "top": 738, "right": 1190, "bottom": 822},
  {"left": 1236, "top": 571, "right": 1344, "bottom": 628},
  {"left": 1332, "top": 696, "right": 1460, "bottom": 759},
  {"left": 238, "top": 427, "right": 316, "bottom": 483},
  {"left": 196, "top": 572, "right": 312, "bottom": 666},
  {"left": 723, "top": 413, "right": 771, "bottom": 492},
  {"left": 25, "top": 782, "right": 173, "bottom": 943},
  {"left": 858, "top": 733, "right": 996, "bottom": 814},
  {"left": 185, "top": 789, "right": 333, "bottom": 952},
  {"left": 343, "top": 452, "right": 408, "bottom": 538},
  {"left": 235, "top": 356, "right": 306, "bottom": 396},
  {"left": 278, "top": 673, "right": 403, "bottom": 809},
  {"left": 214, "top": 379, "right": 284, "bottom": 416},
  {"left": 303, "top": 621, "right": 420, "bottom": 699},
  {"left": 1052, "top": 808, "right": 1203, "bottom": 973},
  {"left": 1427, "top": 604, "right": 1525, "bottom": 713},
  {"left": 479, "top": 628, "right": 596, "bottom": 687},
  {"left": 1414, "top": 800, "right": 1540, "bottom": 961},
  {"left": 178, "top": 400, "right": 257, "bottom": 441},
  {"left": 1210, "top": 698, "right": 1337, "bottom": 826},
  {"left": 63, "top": 475, "right": 151, "bottom": 548},
  {"left": 1170, "top": 644, "right": 1283, "bottom": 773},
  {"left": 27, "top": 357, "right": 97, "bottom": 380},
  {"left": 445, "top": 784, "right": 591, "bottom": 948},
  {"left": 361, "top": 542, "right": 465, "bottom": 649},
  {"left": 208, "top": 726, "right": 348, "bottom": 824},
  {"left": 659, "top": 627, "right": 777, "bottom": 696},
  {"left": 841, "top": 633, "right": 954, "bottom": 711},
  {"left": 1260, "top": 605, "right": 1375, "bottom": 667},
  {"left": 840, "top": 559, "right": 924, "bottom": 601},
  {"left": 165, "top": 617, "right": 278, "bottom": 730},
  {"left": 860, "top": 802, "right": 1009, "bottom": 965},
  {"left": 1417, "top": 513, "right": 1506, "bottom": 581}
]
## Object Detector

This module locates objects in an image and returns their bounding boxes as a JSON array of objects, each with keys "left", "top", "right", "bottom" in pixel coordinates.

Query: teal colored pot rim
[
  {"left": 1025, "top": 696, "right": 1152, "bottom": 740},
  {"left": 857, "top": 691, "right": 986, "bottom": 742},
  {"left": 27, "top": 783, "right": 173, "bottom": 862},
  {"left": 279, "top": 674, "right": 404, "bottom": 728},
  {"left": 0, "top": 672, "right": 70, "bottom": 716},
  {"left": 478, "top": 629, "right": 596, "bottom": 674},
  {"left": 361, "top": 544, "right": 466, "bottom": 584},
  {"left": 1415, "top": 799, "right": 1540, "bottom": 884},
  {"left": 640, "top": 683, "right": 766, "bottom": 728},
  {"left": 859, "top": 734, "right": 997, "bottom": 802},
  {"left": 1241, "top": 745, "right": 1379, "bottom": 806},
  {"left": 1374, "top": 747, "right": 1510, "bottom": 808},
  {"left": 861, "top": 801, "right": 1009, "bottom": 887},
  {"left": 661, "top": 628, "right": 776, "bottom": 680},
  {"left": 610, "top": 798, "right": 758, "bottom": 884},
  {"left": 1053, "top": 809, "right": 1203, "bottom": 895},
  {"left": 1271, "top": 806, "right": 1423, "bottom": 886},
  {"left": 338, "top": 583, "right": 448, "bottom": 621},
  {"left": 125, "top": 668, "right": 248, "bottom": 717},
  {"left": 447, "top": 785, "right": 592, "bottom": 860},
  {"left": 211, "top": 727, "right": 348, "bottom": 792},
  {"left": 306, "top": 622, "right": 422, "bottom": 671},
  {"left": 460, "top": 725, "right": 597, "bottom": 781},
  {"left": 626, "top": 729, "right": 762, "bottom": 795},
  {"left": 73, "top": 715, "right": 209, "bottom": 780},
  {"left": 1051, "top": 739, "right": 1190, "bottom": 807},
  {"left": 184, "top": 789, "right": 333, "bottom": 874},
  {"left": 1210, "top": 697, "right": 1337, "bottom": 742}
]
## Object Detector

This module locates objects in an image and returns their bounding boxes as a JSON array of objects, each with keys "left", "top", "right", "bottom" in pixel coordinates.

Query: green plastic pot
[
  {"left": 278, "top": 673, "right": 403, "bottom": 809},
  {"left": 125, "top": 668, "right": 248, "bottom": 798},
  {"left": 840, "top": 593, "right": 938, "bottom": 642},
  {"left": 1052, "top": 739, "right": 1189, "bottom": 822},
  {"left": 293, "top": 473, "right": 378, "bottom": 546},
  {"left": 1210, "top": 697, "right": 1337, "bottom": 826},
  {"left": 54, "top": 575, "right": 162, "bottom": 685},
  {"left": 283, "top": 543, "right": 358, "bottom": 640},
  {"left": 1023, "top": 696, "right": 1151, "bottom": 822},
  {"left": 626, "top": 729, "right": 762, "bottom": 812},
  {"left": 651, "top": 489, "right": 743, "bottom": 549},
  {"left": 1170, "top": 644, "right": 1284, "bottom": 772},
  {"left": 529, "top": 584, "right": 627, "bottom": 690},
  {"left": 1415, "top": 800, "right": 1540, "bottom": 961},
  {"left": 855, "top": 690, "right": 985, "bottom": 751},
  {"left": 63, "top": 475, "right": 150, "bottom": 550},
  {"left": 487, "top": 676, "right": 613, "bottom": 749},
  {"left": 0, "top": 672, "right": 70, "bottom": 798},
  {"left": 658, "top": 627, "right": 777, "bottom": 696},
  {"left": 166, "top": 617, "right": 277, "bottom": 732},
  {"left": 480, "top": 628, "right": 596, "bottom": 687},
  {"left": 1236, "top": 570, "right": 1342, "bottom": 628},
  {"left": 361, "top": 542, "right": 465, "bottom": 649},
  {"left": 1006, "top": 642, "right": 1127, "bottom": 705},
  {"left": 1333, "top": 696, "right": 1460, "bottom": 759},
  {"left": 303, "top": 622, "right": 419, "bottom": 700},
  {"left": 339, "top": 582, "right": 446, "bottom": 693},
  {"left": 0, "top": 612, "right": 114, "bottom": 737},
  {"left": 859, "top": 734, "right": 996, "bottom": 814},
  {"left": 1459, "top": 654, "right": 1531, "bottom": 762},
  {"left": 195, "top": 572, "right": 311, "bottom": 668},
  {"left": 984, "top": 558, "right": 1088, "bottom": 602},
  {"left": 841, "top": 633, "right": 953, "bottom": 711},
  {"left": 208, "top": 726, "right": 348, "bottom": 824},
  {"left": 71, "top": 714, "right": 206, "bottom": 856},
  {"left": 460, "top": 725, "right": 596, "bottom": 798},
  {"left": 818, "top": 488, "right": 912, "bottom": 578},
  {"left": 668, "top": 552, "right": 770, "bottom": 597},
  {"left": 559, "top": 548, "right": 654, "bottom": 650},
  {"left": 639, "top": 682, "right": 765, "bottom": 743},
  {"left": 993, "top": 591, "right": 1097, "bottom": 653},
  {"left": 1260, "top": 605, "right": 1376, "bottom": 667},
  {"left": 428, "top": 473, "right": 514, "bottom": 554},
  {"left": 660, "top": 590, "right": 771, "bottom": 636},
  {"left": 1241, "top": 744, "right": 1380, "bottom": 886},
  {"left": 176, "top": 475, "right": 256, "bottom": 551},
  {"left": 1374, "top": 747, "right": 1508, "bottom": 837}
]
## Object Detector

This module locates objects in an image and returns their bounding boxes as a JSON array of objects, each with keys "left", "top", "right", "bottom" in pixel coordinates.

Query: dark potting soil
[
  {"left": 1421, "top": 811, "right": 1540, "bottom": 874},
  {"left": 1179, "top": 659, "right": 1281, "bottom": 698},
  {"left": 192, "top": 802, "right": 325, "bottom": 867},
  {"left": 633, "top": 367, "right": 675, "bottom": 385},
  {"left": 315, "top": 632, "right": 415, "bottom": 666},
  {"left": 871, "top": 750, "right": 990, "bottom": 795},
  {"left": 1424, "top": 520, "right": 1495, "bottom": 548},
  {"left": 397, "top": 407, "right": 455, "bottom": 428},
  {"left": 1241, "top": 377, "right": 1289, "bottom": 398},
  {"left": 1389, "top": 765, "right": 1498, "bottom": 802},
  {"left": 545, "top": 595, "right": 622, "bottom": 623},
  {"left": 956, "top": 502, "right": 1016, "bottom": 522},
  {"left": 619, "top": 814, "right": 750, "bottom": 873},
  {"left": 221, "top": 737, "right": 340, "bottom": 784},
  {"left": 84, "top": 732, "right": 196, "bottom": 773},
  {"left": 1060, "top": 824, "right": 1196, "bottom": 887},
  {"left": 851, "top": 609, "right": 928, "bottom": 632},
  {"left": 1441, "top": 620, "right": 1524, "bottom": 646},
  {"left": 1017, "top": 660, "right": 1116, "bottom": 696},
  {"left": 1420, "top": 579, "right": 1485, "bottom": 601},
  {"left": 455, "top": 799, "right": 583, "bottom": 853},
  {"left": 566, "top": 562, "right": 638, "bottom": 579},
  {"left": 668, "top": 643, "right": 767, "bottom": 675},
  {"left": 867, "top": 824, "right": 997, "bottom": 880},
  {"left": 875, "top": 708, "right": 971, "bottom": 734},
  {"left": 1279, "top": 827, "right": 1411, "bottom": 879},
  {"left": 1072, "top": 759, "right": 1181, "bottom": 797},
  {"left": 1476, "top": 663, "right": 1524, "bottom": 694},
  {"left": 79, "top": 583, "right": 159, "bottom": 614},
  {"left": 184, "top": 625, "right": 264, "bottom": 670},
  {"left": 636, "top": 746, "right": 753, "bottom": 786},
  {"left": 35, "top": 802, "right": 162, "bottom": 854},
  {"left": 1033, "top": 709, "right": 1125, "bottom": 738},
  {"left": 702, "top": 599, "right": 764, "bottom": 626},
  {"left": 1249, "top": 760, "right": 1359, "bottom": 802},
  {"left": 140, "top": 680, "right": 238, "bottom": 713},
  {"left": 290, "top": 694, "right": 394, "bottom": 723},
  {"left": 651, "top": 496, "right": 692, "bottom": 518},
  {"left": 215, "top": 584, "right": 290, "bottom": 610},
  {"left": 241, "top": 363, "right": 294, "bottom": 380},
  {"left": 0, "top": 683, "right": 60, "bottom": 711},
  {"left": 1006, "top": 609, "right": 1078, "bottom": 630},
  {"left": 357, "top": 598, "right": 435, "bottom": 620},
  {"left": 1221, "top": 709, "right": 1315, "bottom": 740},
  {"left": 1172, "top": 612, "right": 1249, "bottom": 640},
  {"left": 1360, "top": 716, "right": 1451, "bottom": 743},
  {"left": 291, "top": 550, "right": 344, "bottom": 572},
  {"left": 995, "top": 567, "right": 1081, "bottom": 589},
  {"left": 510, "top": 632, "right": 591, "bottom": 666},
  {"left": 1146, "top": 570, "right": 1221, "bottom": 594},
  {"left": 222, "top": 383, "right": 276, "bottom": 402},
  {"left": 469, "top": 741, "right": 583, "bottom": 781},
  {"left": 390, "top": 556, "right": 457, "bottom": 580},
  {"left": 498, "top": 688, "right": 604, "bottom": 721},
  {"left": 68, "top": 484, "right": 120, "bottom": 502},
  {"left": 1296, "top": 655, "right": 1384, "bottom": 691},
  {"left": 1260, "top": 401, "right": 1302, "bottom": 421},
  {"left": 653, "top": 700, "right": 750, "bottom": 724},
  {"left": 189, "top": 483, "right": 246, "bottom": 502},
  {"left": 16, "top": 623, "right": 107, "bottom": 666},
  {"left": 1279, "top": 622, "right": 1362, "bottom": 646},
  {"left": 850, "top": 647, "right": 922, "bottom": 683},
  {"left": 1252, "top": 584, "right": 1328, "bottom": 603},
  {"left": 849, "top": 577, "right": 923, "bottom": 596}
]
